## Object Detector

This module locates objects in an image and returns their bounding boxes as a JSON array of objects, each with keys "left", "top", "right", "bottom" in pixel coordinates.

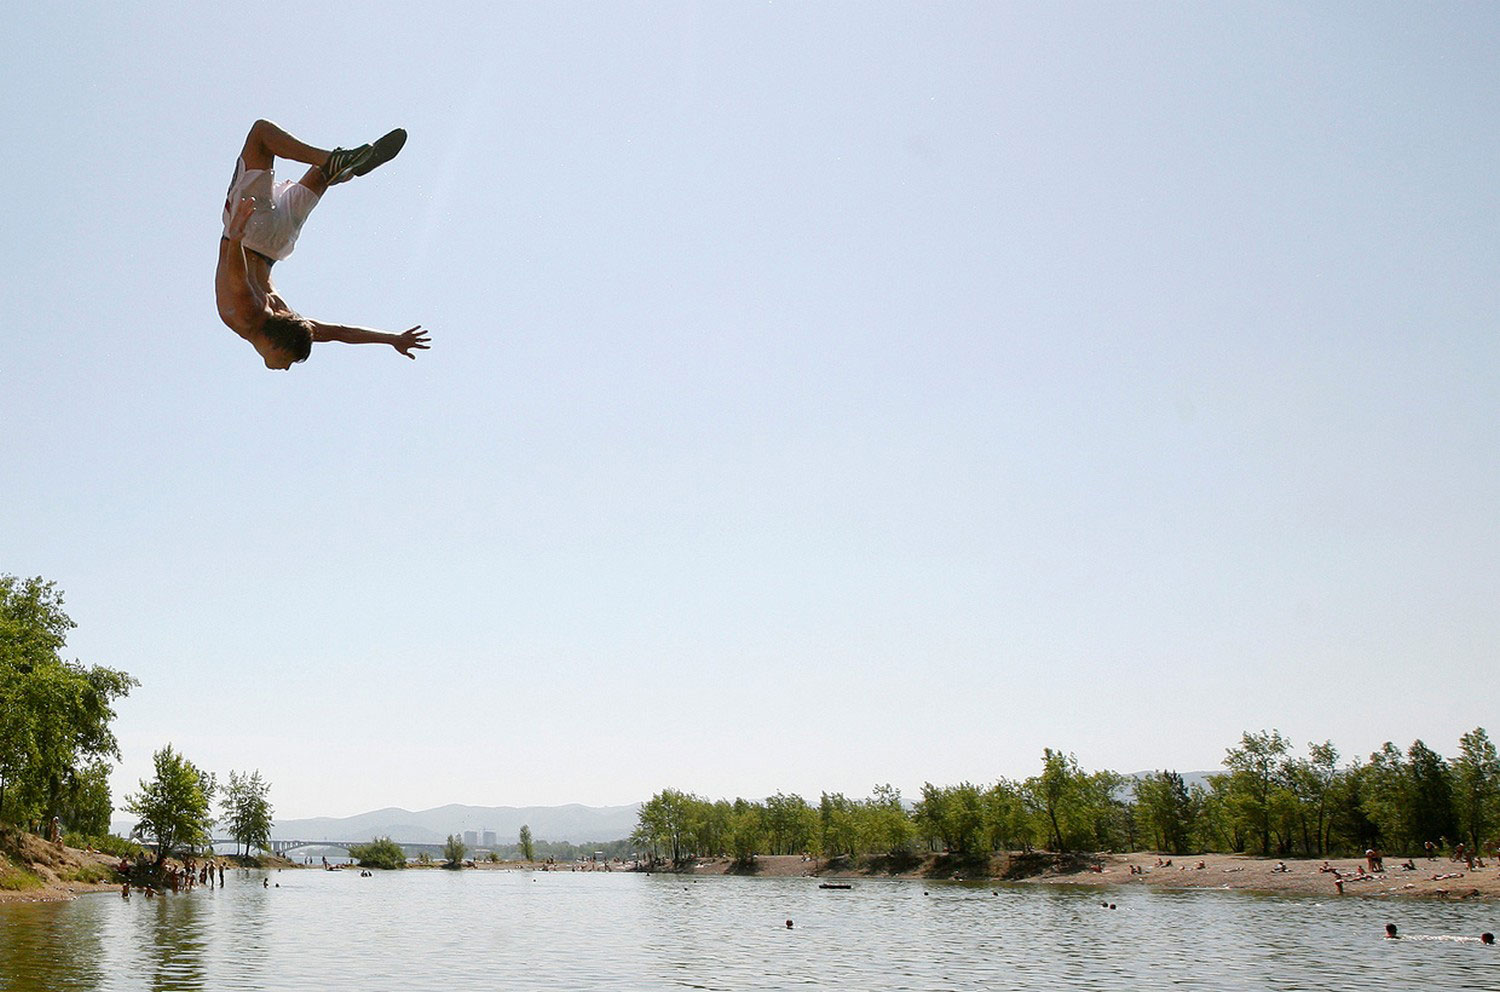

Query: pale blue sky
[{"left": 3, "top": 2, "right": 1497, "bottom": 820}]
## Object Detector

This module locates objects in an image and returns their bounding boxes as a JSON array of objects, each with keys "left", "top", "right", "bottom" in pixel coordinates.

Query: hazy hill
[
  {"left": 111, "top": 802, "right": 641, "bottom": 846},
  {"left": 269, "top": 803, "right": 641, "bottom": 844}
]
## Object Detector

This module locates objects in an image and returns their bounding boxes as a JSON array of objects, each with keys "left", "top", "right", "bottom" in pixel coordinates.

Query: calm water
[{"left": 2, "top": 869, "right": 1496, "bottom": 991}]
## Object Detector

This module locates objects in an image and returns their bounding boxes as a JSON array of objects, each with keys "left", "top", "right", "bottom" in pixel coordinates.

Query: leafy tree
[
  {"left": 914, "top": 782, "right": 986, "bottom": 855},
  {"left": 519, "top": 824, "right": 535, "bottom": 861},
  {"left": 690, "top": 800, "right": 731, "bottom": 858},
  {"left": 349, "top": 836, "right": 407, "bottom": 869},
  {"left": 819, "top": 793, "right": 858, "bottom": 858},
  {"left": 1453, "top": 727, "right": 1500, "bottom": 853},
  {"left": 980, "top": 780, "right": 1028, "bottom": 853},
  {"left": 762, "top": 792, "right": 816, "bottom": 855},
  {"left": 1134, "top": 771, "right": 1196, "bottom": 854},
  {"left": 443, "top": 833, "right": 467, "bottom": 867},
  {"left": 1360, "top": 742, "right": 1413, "bottom": 850},
  {"left": 124, "top": 745, "right": 216, "bottom": 864},
  {"left": 0, "top": 575, "right": 136, "bottom": 828},
  {"left": 859, "top": 783, "right": 914, "bottom": 856},
  {"left": 1283, "top": 741, "right": 1341, "bottom": 857},
  {"left": 222, "top": 770, "right": 274, "bottom": 857},
  {"left": 632, "top": 789, "right": 697, "bottom": 862},
  {"left": 726, "top": 803, "right": 761, "bottom": 864},
  {"left": 1218, "top": 729, "right": 1291, "bottom": 854},
  {"left": 1406, "top": 739, "right": 1456, "bottom": 851},
  {"left": 1023, "top": 748, "right": 1087, "bottom": 851},
  {"left": 54, "top": 760, "right": 114, "bottom": 838}
]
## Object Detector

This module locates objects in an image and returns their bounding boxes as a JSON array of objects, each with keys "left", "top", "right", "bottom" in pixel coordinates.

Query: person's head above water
[
  {"left": 258, "top": 313, "right": 314, "bottom": 369},
  {"left": 1482, "top": 932, "right": 1494, "bottom": 945},
  {"left": 1384, "top": 924, "right": 1399, "bottom": 939}
]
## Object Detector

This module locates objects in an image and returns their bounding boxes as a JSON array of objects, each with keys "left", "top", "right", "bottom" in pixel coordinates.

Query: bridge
[{"left": 211, "top": 838, "right": 455, "bottom": 857}]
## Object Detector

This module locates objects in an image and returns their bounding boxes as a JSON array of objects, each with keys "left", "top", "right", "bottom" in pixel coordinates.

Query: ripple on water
[{"left": 2, "top": 871, "right": 1497, "bottom": 991}]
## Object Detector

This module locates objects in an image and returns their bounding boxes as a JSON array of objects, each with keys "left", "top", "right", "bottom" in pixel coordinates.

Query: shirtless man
[{"left": 216, "top": 119, "right": 430, "bottom": 369}]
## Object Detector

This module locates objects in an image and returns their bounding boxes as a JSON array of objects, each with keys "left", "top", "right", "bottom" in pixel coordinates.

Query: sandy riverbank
[
  {"left": 0, "top": 829, "right": 299, "bottom": 905},
  {"left": 0, "top": 830, "right": 122, "bottom": 904},
  {"left": 652, "top": 851, "right": 1500, "bottom": 900}
]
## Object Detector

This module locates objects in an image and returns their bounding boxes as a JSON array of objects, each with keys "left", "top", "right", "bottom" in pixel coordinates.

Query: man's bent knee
[{"left": 240, "top": 119, "right": 278, "bottom": 169}]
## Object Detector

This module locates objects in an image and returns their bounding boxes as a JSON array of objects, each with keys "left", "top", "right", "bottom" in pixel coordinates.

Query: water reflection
[{"left": 3, "top": 871, "right": 1498, "bottom": 992}]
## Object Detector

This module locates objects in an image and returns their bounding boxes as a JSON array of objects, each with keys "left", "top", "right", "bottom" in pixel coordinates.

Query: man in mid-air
[{"left": 216, "top": 119, "right": 430, "bottom": 370}]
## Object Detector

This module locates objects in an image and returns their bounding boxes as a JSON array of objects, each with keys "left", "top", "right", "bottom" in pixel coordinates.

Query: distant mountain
[
  {"left": 1122, "top": 770, "right": 1219, "bottom": 795},
  {"left": 268, "top": 803, "right": 641, "bottom": 845},
  {"left": 111, "top": 802, "right": 640, "bottom": 846}
]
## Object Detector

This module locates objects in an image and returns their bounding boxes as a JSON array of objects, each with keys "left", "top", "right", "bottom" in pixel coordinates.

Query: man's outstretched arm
[{"left": 308, "top": 321, "right": 431, "bottom": 359}]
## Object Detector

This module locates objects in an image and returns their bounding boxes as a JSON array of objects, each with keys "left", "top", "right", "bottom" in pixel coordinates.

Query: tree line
[
  {"left": 1, "top": 574, "right": 274, "bottom": 861},
  {"left": 123, "top": 744, "right": 275, "bottom": 862},
  {"left": 633, "top": 730, "right": 1500, "bottom": 862}
]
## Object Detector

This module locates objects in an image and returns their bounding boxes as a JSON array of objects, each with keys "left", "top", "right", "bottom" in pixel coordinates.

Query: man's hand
[
  {"left": 393, "top": 325, "right": 431, "bottom": 359},
  {"left": 226, "top": 197, "right": 257, "bottom": 241}
]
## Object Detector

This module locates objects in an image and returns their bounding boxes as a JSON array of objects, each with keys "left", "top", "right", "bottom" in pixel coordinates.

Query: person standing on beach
[{"left": 216, "top": 119, "right": 431, "bottom": 369}]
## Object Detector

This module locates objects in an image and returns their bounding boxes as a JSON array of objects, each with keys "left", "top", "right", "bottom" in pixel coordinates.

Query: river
[{"left": 2, "top": 869, "right": 1495, "bottom": 990}]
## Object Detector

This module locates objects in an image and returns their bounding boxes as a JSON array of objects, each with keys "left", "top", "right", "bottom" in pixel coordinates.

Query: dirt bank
[
  {"left": 0, "top": 829, "right": 122, "bottom": 904},
  {"left": 640, "top": 851, "right": 1500, "bottom": 900}
]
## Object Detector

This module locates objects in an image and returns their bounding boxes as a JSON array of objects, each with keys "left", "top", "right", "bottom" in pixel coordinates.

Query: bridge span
[{"left": 212, "top": 838, "right": 452, "bottom": 857}]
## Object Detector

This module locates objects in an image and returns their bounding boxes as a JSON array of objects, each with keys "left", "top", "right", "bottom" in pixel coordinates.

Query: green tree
[
  {"left": 762, "top": 792, "right": 815, "bottom": 855},
  {"left": 1406, "top": 739, "right": 1456, "bottom": 852},
  {"left": 124, "top": 745, "right": 216, "bottom": 864},
  {"left": 726, "top": 801, "right": 762, "bottom": 864},
  {"left": 349, "top": 836, "right": 407, "bottom": 869},
  {"left": 980, "top": 780, "right": 1028, "bottom": 853},
  {"left": 519, "top": 824, "right": 535, "bottom": 861},
  {"left": 859, "top": 784, "right": 914, "bottom": 856},
  {"left": 632, "top": 789, "right": 697, "bottom": 863},
  {"left": 1453, "top": 727, "right": 1500, "bottom": 853},
  {"left": 54, "top": 760, "right": 114, "bottom": 838},
  {"left": 443, "top": 834, "right": 467, "bottom": 867},
  {"left": 222, "top": 770, "right": 274, "bottom": 857},
  {"left": 819, "top": 793, "right": 858, "bottom": 858},
  {"left": 1218, "top": 729, "right": 1292, "bottom": 854},
  {"left": 0, "top": 575, "right": 137, "bottom": 828},
  {"left": 1360, "top": 742, "right": 1413, "bottom": 851},
  {"left": 1134, "top": 771, "right": 1197, "bottom": 854},
  {"left": 914, "top": 782, "right": 986, "bottom": 856},
  {"left": 1023, "top": 748, "right": 1087, "bottom": 851}
]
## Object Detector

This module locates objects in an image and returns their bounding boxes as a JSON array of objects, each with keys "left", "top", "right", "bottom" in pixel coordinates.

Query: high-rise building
[
  {"left": 482, "top": 830, "right": 497, "bottom": 848},
  {"left": 463, "top": 830, "right": 478, "bottom": 847}
]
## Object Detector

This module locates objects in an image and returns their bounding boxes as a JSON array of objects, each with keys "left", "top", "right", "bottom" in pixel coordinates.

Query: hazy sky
[{"left": 3, "top": 2, "right": 1496, "bottom": 821}]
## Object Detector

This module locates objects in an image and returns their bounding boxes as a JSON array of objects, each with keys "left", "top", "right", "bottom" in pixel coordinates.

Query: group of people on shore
[{"left": 118, "top": 857, "right": 227, "bottom": 898}]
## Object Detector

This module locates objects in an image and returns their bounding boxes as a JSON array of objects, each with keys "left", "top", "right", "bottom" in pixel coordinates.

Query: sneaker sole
[{"left": 353, "top": 128, "right": 407, "bottom": 177}]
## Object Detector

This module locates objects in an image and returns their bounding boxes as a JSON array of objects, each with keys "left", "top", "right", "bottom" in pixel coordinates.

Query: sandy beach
[
  {"left": 660, "top": 851, "right": 1500, "bottom": 900},
  {"left": 9, "top": 840, "right": 1498, "bottom": 903}
]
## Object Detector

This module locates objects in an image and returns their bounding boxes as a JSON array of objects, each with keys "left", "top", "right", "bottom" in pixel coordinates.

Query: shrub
[
  {"left": 442, "top": 834, "right": 468, "bottom": 868},
  {"left": 348, "top": 837, "right": 407, "bottom": 870}
]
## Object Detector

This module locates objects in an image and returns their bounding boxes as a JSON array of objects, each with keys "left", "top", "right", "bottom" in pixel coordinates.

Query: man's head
[{"left": 259, "top": 312, "right": 314, "bottom": 369}]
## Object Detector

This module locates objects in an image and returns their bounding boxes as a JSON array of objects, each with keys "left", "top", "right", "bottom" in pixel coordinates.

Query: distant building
[
  {"left": 482, "top": 830, "right": 497, "bottom": 848},
  {"left": 463, "top": 830, "right": 478, "bottom": 847}
]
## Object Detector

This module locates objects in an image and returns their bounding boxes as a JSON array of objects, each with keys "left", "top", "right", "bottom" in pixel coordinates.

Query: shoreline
[
  {"left": 0, "top": 830, "right": 299, "bottom": 905},
  {"left": 9, "top": 845, "right": 1497, "bottom": 904},
  {"left": 644, "top": 851, "right": 1500, "bottom": 901}
]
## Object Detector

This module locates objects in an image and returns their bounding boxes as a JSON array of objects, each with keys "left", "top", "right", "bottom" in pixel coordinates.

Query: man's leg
[
  {"left": 295, "top": 165, "right": 331, "bottom": 197},
  {"left": 239, "top": 119, "right": 331, "bottom": 173}
]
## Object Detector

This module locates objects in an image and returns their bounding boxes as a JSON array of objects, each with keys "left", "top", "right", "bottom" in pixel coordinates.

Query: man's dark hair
[{"left": 262, "top": 313, "right": 314, "bottom": 363}]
